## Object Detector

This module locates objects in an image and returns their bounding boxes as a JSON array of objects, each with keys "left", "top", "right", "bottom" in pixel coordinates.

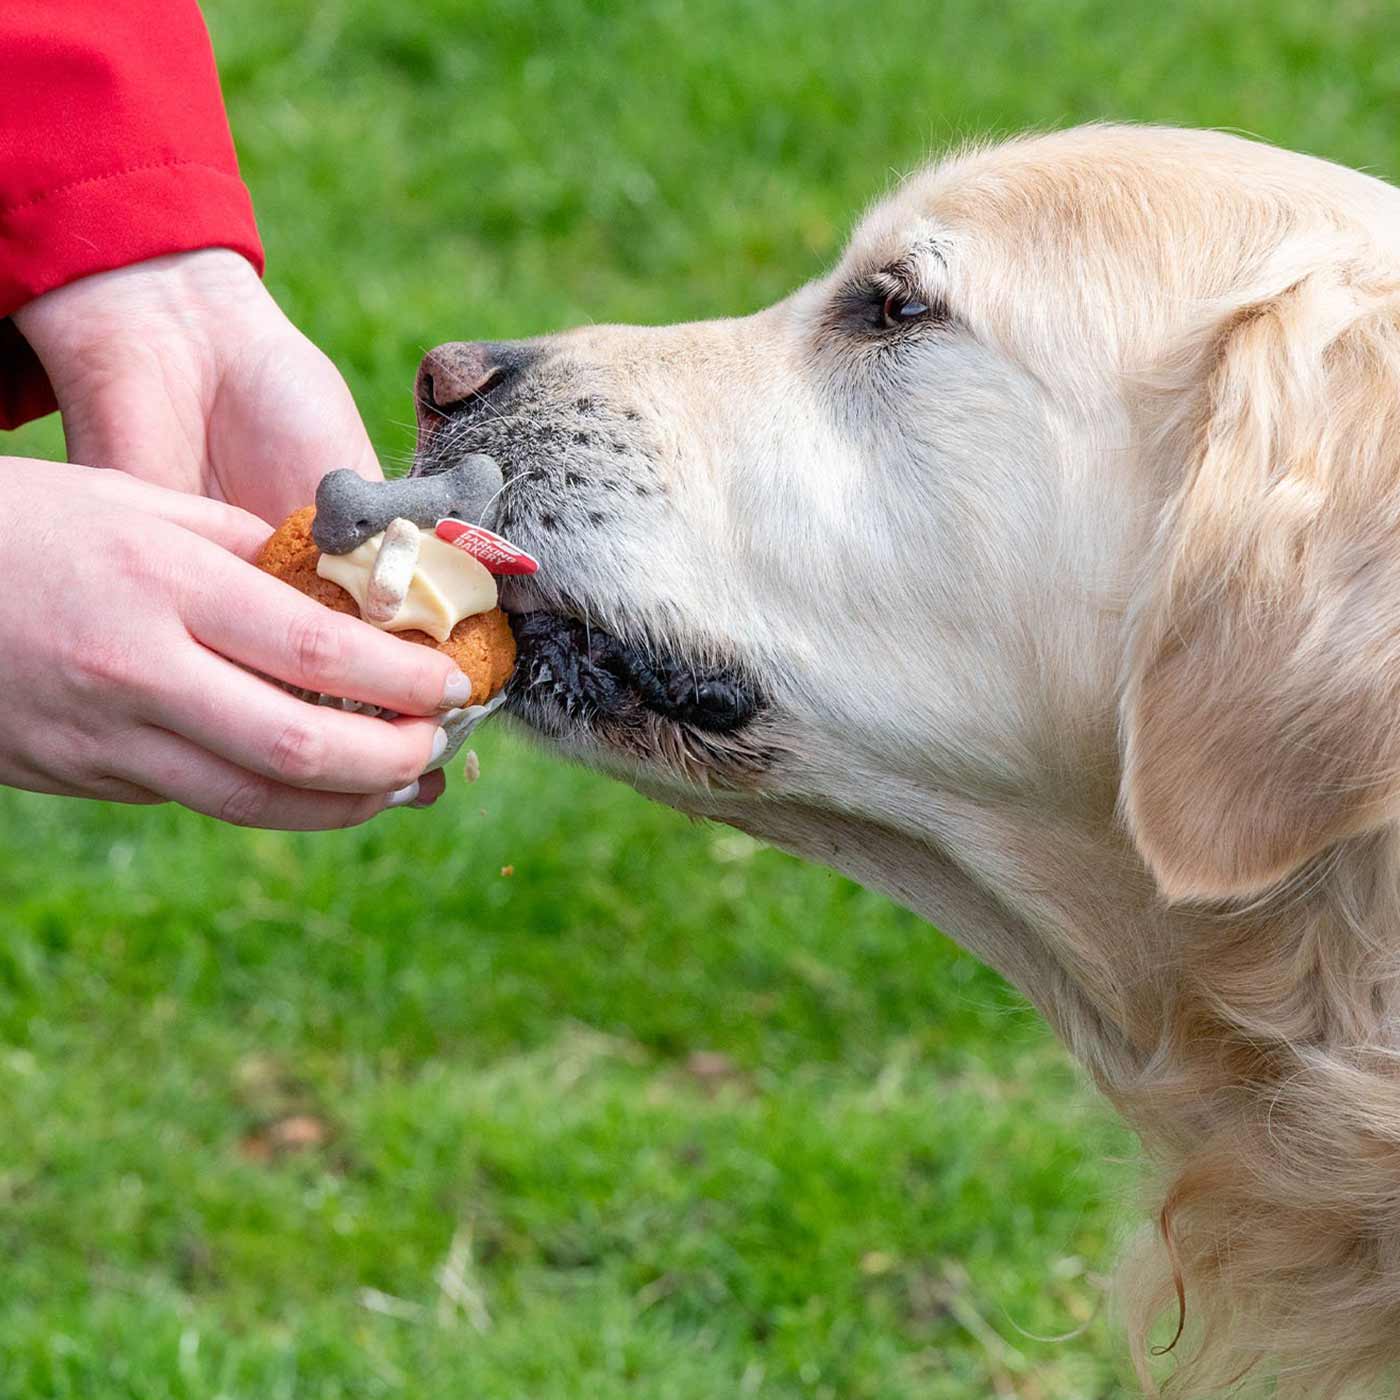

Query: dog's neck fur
[
  {"left": 690, "top": 776, "right": 1400, "bottom": 1395},
  {"left": 704, "top": 783, "right": 1166, "bottom": 1080}
]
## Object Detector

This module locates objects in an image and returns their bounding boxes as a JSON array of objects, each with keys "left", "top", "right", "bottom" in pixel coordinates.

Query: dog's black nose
[{"left": 416, "top": 342, "right": 518, "bottom": 423}]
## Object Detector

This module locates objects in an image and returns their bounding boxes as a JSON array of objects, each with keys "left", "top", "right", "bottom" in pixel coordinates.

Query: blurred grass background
[{"left": 4, "top": 1, "right": 1399, "bottom": 1395}]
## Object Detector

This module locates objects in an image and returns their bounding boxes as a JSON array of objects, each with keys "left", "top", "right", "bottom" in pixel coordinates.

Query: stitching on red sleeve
[{"left": 0, "top": 159, "right": 247, "bottom": 216}]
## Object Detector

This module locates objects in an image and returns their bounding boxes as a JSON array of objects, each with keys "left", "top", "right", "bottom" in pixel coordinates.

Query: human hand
[
  {"left": 0, "top": 458, "right": 470, "bottom": 826},
  {"left": 12, "top": 249, "right": 375, "bottom": 523}
]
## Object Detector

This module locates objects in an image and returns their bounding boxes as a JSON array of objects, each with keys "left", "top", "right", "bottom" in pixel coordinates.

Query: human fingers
[
  {"left": 148, "top": 650, "right": 450, "bottom": 796},
  {"left": 109, "top": 725, "right": 420, "bottom": 830},
  {"left": 179, "top": 543, "right": 473, "bottom": 714},
  {"left": 78, "top": 464, "right": 273, "bottom": 560}
]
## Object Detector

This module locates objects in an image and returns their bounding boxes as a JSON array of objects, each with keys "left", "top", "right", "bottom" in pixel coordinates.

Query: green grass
[{"left": 5, "top": 0, "right": 1400, "bottom": 1394}]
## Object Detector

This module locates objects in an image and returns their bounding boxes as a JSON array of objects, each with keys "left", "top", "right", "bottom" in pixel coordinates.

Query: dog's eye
[{"left": 881, "top": 291, "right": 931, "bottom": 328}]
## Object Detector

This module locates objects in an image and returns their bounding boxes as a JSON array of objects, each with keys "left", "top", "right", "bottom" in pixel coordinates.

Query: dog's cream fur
[{"left": 470, "top": 124, "right": 1400, "bottom": 1394}]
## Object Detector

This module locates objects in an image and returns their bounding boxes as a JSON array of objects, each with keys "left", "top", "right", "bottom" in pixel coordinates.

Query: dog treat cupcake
[
  {"left": 257, "top": 457, "right": 539, "bottom": 774},
  {"left": 257, "top": 505, "right": 517, "bottom": 707}
]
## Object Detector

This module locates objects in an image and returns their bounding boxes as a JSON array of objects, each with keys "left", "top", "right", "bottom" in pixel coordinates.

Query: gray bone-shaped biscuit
[{"left": 312, "top": 455, "right": 505, "bottom": 555}]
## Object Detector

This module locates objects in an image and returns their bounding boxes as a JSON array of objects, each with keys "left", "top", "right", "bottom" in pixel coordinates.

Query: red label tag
[{"left": 435, "top": 519, "right": 540, "bottom": 575}]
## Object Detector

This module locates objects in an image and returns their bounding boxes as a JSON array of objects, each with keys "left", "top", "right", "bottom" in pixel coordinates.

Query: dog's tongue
[{"left": 312, "top": 454, "right": 505, "bottom": 555}]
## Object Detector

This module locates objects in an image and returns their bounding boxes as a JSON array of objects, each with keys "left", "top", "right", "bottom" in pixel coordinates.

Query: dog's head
[
  {"left": 416, "top": 124, "right": 1400, "bottom": 913},
  {"left": 412, "top": 125, "right": 1400, "bottom": 1394}
]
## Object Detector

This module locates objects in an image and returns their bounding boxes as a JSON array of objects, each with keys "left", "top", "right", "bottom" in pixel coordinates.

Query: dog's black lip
[{"left": 505, "top": 609, "right": 762, "bottom": 736}]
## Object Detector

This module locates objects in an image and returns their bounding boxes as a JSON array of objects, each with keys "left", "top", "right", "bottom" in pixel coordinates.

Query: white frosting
[{"left": 317, "top": 524, "right": 498, "bottom": 641}]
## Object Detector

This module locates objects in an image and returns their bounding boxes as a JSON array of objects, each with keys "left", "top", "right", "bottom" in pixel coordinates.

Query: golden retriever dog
[{"left": 410, "top": 125, "right": 1400, "bottom": 1395}]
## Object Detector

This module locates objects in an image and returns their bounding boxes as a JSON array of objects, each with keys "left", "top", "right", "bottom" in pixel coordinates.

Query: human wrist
[{"left": 12, "top": 249, "right": 269, "bottom": 372}]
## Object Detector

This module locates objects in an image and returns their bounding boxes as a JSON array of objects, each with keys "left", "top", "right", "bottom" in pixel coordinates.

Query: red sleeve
[{"left": 0, "top": 2, "right": 265, "bottom": 430}]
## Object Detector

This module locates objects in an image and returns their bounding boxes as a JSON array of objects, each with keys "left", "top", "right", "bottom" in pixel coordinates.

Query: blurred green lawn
[{"left": 4, "top": 1, "right": 1399, "bottom": 1396}]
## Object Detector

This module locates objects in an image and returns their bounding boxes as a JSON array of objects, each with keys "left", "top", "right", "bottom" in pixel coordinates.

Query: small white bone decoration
[{"left": 365, "top": 518, "right": 421, "bottom": 624}]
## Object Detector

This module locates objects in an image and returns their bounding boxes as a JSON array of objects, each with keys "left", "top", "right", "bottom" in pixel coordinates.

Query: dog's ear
[{"left": 1122, "top": 271, "right": 1400, "bottom": 901}]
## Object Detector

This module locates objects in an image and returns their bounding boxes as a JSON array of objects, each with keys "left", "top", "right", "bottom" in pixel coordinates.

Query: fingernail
[
  {"left": 443, "top": 670, "right": 474, "bottom": 707},
  {"left": 385, "top": 781, "right": 421, "bottom": 809},
  {"left": 429, "top": 728, "right": 448, "bottom": 763},
  {"left": 440, "top": 707, "right": 468, "bottom": 725}
]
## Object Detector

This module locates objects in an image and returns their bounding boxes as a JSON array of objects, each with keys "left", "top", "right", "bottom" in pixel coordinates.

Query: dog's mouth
[
  {"left": 508, "top": 609, "right": 760, "bottom": 731},
  {"left": 406, "top": 412, "right": 775, "bottom": 785},
  {"left": 502, "top": 603, "right": 774, "bottom": 787}
]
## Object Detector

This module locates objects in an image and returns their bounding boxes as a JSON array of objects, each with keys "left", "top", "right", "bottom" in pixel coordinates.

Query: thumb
[
  {"left": 213, "top": 329, "right": 385, "bottom": 523},
  {"left": 86, "top": 468, "right": 273, "bottom": 561}
]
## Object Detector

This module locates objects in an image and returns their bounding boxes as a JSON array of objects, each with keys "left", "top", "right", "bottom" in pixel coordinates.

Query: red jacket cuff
[
  {"left": 0, "top": 1, "right": 266, "bottom": 433},
  {"left": 0, "top": 160, "right": 264, "bottom": 321},
  {"left": 0, "top": 162, "right": 265, "bottom": 431}
]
